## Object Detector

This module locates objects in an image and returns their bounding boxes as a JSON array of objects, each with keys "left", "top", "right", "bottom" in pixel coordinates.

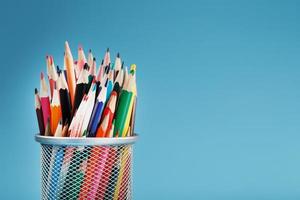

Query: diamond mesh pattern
[{"left": 40, "top": 144, "right": 132, "bottom": 200}]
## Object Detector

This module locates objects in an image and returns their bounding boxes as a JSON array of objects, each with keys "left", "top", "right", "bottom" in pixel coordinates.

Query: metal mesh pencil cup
[{"left": 35, "top": 135, "right": 138, "bottom": 200}]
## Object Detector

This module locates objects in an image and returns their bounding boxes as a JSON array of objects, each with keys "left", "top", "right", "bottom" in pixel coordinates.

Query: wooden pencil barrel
[{"left": 35, "top": 135, "right": 138, "bottom": 200}]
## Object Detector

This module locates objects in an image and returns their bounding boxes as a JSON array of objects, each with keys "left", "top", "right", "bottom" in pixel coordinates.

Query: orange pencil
[
  {"left": 95, "top": 114, "right": 109, "bottom": 137},
  {"left": 64, "top": 41, "right": 76, "bottom": 107},
  {"left": 50, "top": 88, "right": 62, "bottom": 135}
]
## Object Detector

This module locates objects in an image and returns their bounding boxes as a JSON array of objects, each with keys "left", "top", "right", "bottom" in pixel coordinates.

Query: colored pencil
[
  {"left": 113, "top": 66, "right": 124, "bottom": 96},
  {"left": 50, "top": 88, "right": 62, "bottom": 135},
  {"left": 96, "top": 59, "right": 104, "bottom": 83},
  {"left": 46, "top": 55, "right": 58, "bottom": 99},
  {"left": 61, "top": 121, "right": 69, "bottom": 137},
  {"left": 56, "top": 68, "right": 72, "bottom": 126},
  {"left": 54, "top": 119, "right": 63, "bottom": 137},
  {"left": 64, "top": 41, "right": 76, "bottom": 106},
  {"left": 45, "top": 117, "right": 51, "bottom": 136},
  {"left": 77, "top": 45, "right": 86, "bottom": 73},
  {"left": 106, "top": 69, "right": 114, "bottom": 101},
  {"left": 73, "top": 64, "right": 89, "bottom": 115},
  {"left": 113, "top": 74, "right": 135, "bottom": 137},
  {"left": 80, "top": 83, "right": 97, "bottom": 137},
  {"left": 103, "top": 48, "right": 111, "bottom": 66},
  {"left": 40, "top": 72, "right": 51, "bottom": 131},
  {"left": 87, "top": 82, "right": 107, "bottom": 137},
  {"left": 35, "top": 88, "right": 45, "bottom": 134},
  {"left": 103, "top": 91, "right": 117, "bottom": 137},
  {"left": 87, "top": 49, "right": 94, "bottom": 70},
  {"left": 113, "top": 147, "right": 130, "bottom": 200},
  {"left": 114, "top": 53, "right": 122, "bottom": 78}
]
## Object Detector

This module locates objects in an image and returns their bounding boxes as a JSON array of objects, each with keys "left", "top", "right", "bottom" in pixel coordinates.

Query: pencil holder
[{"left": 35, "top": 135, "right": 138, "bottom": 200}]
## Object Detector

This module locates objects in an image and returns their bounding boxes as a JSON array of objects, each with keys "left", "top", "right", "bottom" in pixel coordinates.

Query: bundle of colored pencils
[{"left": 35, "top": 41, "right": 137, "bottom": 138}]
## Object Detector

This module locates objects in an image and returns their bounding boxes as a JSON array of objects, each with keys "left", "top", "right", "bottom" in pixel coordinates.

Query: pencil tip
[
  {"left": 106, "top": 48, "right": 109, "bottom": 52},
  {"left": 101, "top": 59, "right": 104, "bottom": 65},
  {"left": 84, "top": 63, "right": 89, "bottom": 70},
  {"left": 121, "top": 61, "right": 124, "bottom": 69},
  {"left": 35, "top": 88, "right": 38, "bottom": 94},
  {"left": 65, "top": 41, "right": 69, "bottom": 49},
  {"left": 93, "top": 57, "right": 96, "bottom": 61},
  {"left": 89, "top": 49, "right": 92, "bottom": 53},
  {"left": 56, "top": 65, "right": 61, "bottom": 74},
  {"left": 117, "top": 52, "right": 120, "bottom": 58}
]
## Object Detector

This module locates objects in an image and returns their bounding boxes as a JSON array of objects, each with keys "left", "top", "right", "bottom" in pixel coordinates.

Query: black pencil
[
  {"left": 73, "top": 64, "right": 89, "bottom": 115},
  {"left": 57, "top": 67, "right": 72, "bottom": 125},
  {"left": 35, "top": 88, "right": 45, "bottom": 135}
]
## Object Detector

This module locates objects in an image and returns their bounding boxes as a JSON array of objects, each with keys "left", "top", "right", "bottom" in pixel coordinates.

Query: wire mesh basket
[{"left": 35, "top": 135, "right": 138, "bottom": 200}]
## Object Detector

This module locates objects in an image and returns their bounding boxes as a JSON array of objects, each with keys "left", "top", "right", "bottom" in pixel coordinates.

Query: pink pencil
[
  {"left": 40, "top": 72, "right": 51, "bottom": 131},
  {"left": 86, "top": 146, "right": 110, "bottom": 199}
]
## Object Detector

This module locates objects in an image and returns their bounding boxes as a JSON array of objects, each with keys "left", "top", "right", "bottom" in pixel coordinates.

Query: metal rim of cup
[{"left": 35, "top": 134, "right": 138, "bottom": 146}]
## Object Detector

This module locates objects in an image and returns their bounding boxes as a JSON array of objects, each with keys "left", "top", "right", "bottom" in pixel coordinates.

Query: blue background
[{"left": 0, "top": 0, "right": 300, "bottom": 199}]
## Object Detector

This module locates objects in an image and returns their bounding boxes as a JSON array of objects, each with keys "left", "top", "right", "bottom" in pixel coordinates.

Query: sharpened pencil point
[
  {"left": 84, "top": 63, "right": 89, "bottom": 70},
  {"left": 106, "top": 48, "right": 109, "bottom": 52},
  {"left": 117, "top": 52, "right": 120, "bottom": 58},
  {"left": 101, "top": 59, "right": 104, "bottom": 65},
  {"left": 121, "top": 61, "right": 124, "bottom": 69},
  {"left": 35, "top": 88, "right": 38, "bottom": 94},
  {"left": 56, "top": 66, "right": 62, "bottom": 74},
  {"left": 89, "top": 49, "right": 92, "bottom": 53},
  {"left": 93, "top": 57, "right": 96, "bottom": 61}
]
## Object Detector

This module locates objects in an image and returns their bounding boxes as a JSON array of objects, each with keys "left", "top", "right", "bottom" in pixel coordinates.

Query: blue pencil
[
  {"left": 87, "top": 83, "right": 107, "bottom": 137},
  {"left": 48, "top": 147, "right": 64, "bottom": 199},
  {"left": 106, "top": 70, "right": 114, "bottom": 101}
]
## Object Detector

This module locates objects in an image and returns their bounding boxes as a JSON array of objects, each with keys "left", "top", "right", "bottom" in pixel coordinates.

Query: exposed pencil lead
[
  {"left": 106, "top": 48, "right": 109, "bottom": 52},
  {"left": 105, "top": 78, "right": 108, "bottom": 87},
  {"left": 35, "top": 88, "right": 38, "bottom": 94},
  {"left": 93, "top": 57, "right": 96, "bottom": 61},
  {"left": 89, "top": 49, "right": 92, "bottom": 53},
  {"left": 117, "top": 52, "right": 120, "bottom": 58},
  {"left": 101, "top": 59, "right": 104, "bottom": 65},
  {"left": 84, "top": 63, "right": 89, "bottom": 70},
  {"left": 121, "top": 61, "right": 124, "bottom": 69}
]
